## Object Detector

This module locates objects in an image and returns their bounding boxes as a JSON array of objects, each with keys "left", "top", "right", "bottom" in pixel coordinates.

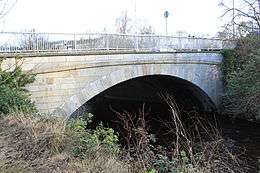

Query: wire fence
[{"left": 0, "top": 32, "right": 234, "bottom": 55}]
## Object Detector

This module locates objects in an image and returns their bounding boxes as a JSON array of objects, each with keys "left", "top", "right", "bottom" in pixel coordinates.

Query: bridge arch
[{"left": 54, "top": 63, "right": 221, "bottom": 117}]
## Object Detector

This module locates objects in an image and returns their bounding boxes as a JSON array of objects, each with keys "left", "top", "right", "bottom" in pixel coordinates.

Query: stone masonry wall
[{"left": 1, "top": 53, "right": 223, "bottom": 116}]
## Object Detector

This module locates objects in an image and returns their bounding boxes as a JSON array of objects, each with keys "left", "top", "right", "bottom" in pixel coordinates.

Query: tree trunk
[
  {"left": 258, "top": 0, "right": 260, "bottom": 13},
  {"left": 258, "top": 0, "right": 260, "bottom": 31}
]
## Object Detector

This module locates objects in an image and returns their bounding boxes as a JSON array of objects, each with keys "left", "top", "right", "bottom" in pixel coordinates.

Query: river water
[
  {"left": 219, "top": 116, "right": 260, "bottom": 172},
  {"left": 86, "top": 97, "right": 260, "bottom": 172}
]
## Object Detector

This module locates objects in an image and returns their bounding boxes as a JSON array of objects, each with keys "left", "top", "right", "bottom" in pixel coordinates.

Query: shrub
[
  {"left": 0, "top": 65, "right": 36, "bottom": 114},
  {"left": 0, "top": 85, "right": 36, "bottom": 114},
  {"left": 67, "top": 113, "right": 119, "bottom": 159},
  {"left": 221, "top": 36, "right": 260, "bottom": 119}
]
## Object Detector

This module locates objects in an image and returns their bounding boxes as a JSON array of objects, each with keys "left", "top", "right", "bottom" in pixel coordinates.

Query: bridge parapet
[{"left": 0, "top": 32, "right": 234, "bottom": 56}]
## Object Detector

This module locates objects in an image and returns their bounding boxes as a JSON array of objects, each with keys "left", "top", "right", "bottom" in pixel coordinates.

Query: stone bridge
[{"left": 1, "top": 52, "right": 223, "bottom": 117}]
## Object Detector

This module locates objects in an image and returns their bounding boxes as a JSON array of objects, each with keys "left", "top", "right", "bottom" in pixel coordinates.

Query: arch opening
[
  {"left": 70, "top": 75, "right": 217, "bottom": 146},
  {"left": 72, "top": 75, "right": 216, "bottom": 118}
]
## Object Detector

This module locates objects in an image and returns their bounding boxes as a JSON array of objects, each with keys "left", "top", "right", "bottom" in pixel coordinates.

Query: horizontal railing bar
[
  {"left": 0, "top": 31, "right": 235, "bottom": 57},
  {"left": 0, "top": 31, "right": 224, "bottom": 41}
]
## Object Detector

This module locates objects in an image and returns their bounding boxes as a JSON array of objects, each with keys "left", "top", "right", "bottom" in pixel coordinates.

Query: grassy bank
[
  {"left": 0, "top": 104, "right": 246, "bottom": 172},
  {"left": 0, "top": 113, "right": 129, "bottom": 173}
]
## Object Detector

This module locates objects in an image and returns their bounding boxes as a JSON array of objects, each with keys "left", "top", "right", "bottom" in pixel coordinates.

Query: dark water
[
  {"left": 218, "top": 117, "right": 260, "bottom": 172},
  {"left": 87, "top": 97, "right": 260, "bottom": 172}
]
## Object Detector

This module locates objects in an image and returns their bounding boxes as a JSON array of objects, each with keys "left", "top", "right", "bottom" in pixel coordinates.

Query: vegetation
[
  {"left": 67, "top": 113, "right": 119, "bottom": 159},
  {"left": 113, "top": 95, "right": 245, "bottom": 173},
  {"left": 0, "top": 59, "right": 246, "bottom": 172},
  {"left": 0, "top": 44, "right": 253, "bottom": 172},
  {"left": 0, "top": 60, "right": 36, "bottom": 114},
  {"left": 219, "top": 0, "right": 260, "bottom": 38},
  {"left": 0, "top": 113, "right": 128, "bottom": 173},
  {"left": 0, "top": 105, "right": 245, "bottom": 173},
  {"left": 221, "top": 35, "right": 260, "bottom": 120}
]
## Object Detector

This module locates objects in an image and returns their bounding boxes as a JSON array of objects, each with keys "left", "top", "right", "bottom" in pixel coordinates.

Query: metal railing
[{"left": 0, "top": 32, "right": 234, "bottom": 55}]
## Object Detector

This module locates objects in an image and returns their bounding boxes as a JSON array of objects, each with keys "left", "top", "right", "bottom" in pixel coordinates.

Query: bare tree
[
  {"left": 0, "top": 0, "right": 17, "bottom": 20},
  {"left": 115, "top": 11, "right": 132, "bottom": 34},
  {"left": 139, "top": 25, "right": 154, "bottom": 35},
  {"left": 220, "top": 0, "right": 260, "bottom": 37}
]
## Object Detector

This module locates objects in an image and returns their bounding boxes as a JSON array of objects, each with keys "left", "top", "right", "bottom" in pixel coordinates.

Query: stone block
[{"left": 21, "top": 53, "right": 223, "bottom": 116}]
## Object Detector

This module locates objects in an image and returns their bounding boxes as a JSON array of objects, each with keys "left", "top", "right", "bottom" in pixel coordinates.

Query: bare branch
[
  {"left": 220, "top": 0, "right": 260, "bottom": 37},
  {"left": 0, "top": 0, "right": 17, "bottom": 20}
]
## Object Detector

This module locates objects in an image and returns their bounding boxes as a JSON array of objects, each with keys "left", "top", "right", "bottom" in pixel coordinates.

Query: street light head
[
  {"left": 164, "top": 11, "right": 169, "bottom": 18},
  {"left": 218, "top": 0, "right": 224, "bottom": 6}
]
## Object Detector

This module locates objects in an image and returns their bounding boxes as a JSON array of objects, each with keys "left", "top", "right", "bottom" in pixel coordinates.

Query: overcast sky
[{"left": 1, "top": 0, "right": 226, "bottom": 36}]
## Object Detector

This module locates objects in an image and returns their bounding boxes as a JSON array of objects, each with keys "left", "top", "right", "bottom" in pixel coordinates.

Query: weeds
[
  {"left": 0, "top": 95, "right": 247, "bottom": 173},
  {"left": 112, "top": 93, "right": 246, "bottom": 173},
  {"left": 111, "top": 104, "right": 155, "bottom": 171},
  {"left": 0, "top": 113, "right": 128, "bottom": 173}
]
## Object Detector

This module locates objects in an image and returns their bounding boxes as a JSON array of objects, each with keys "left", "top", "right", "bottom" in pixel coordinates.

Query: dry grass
[
  {"left": 0, "top": 113, "right": 67, "bottom": 172},
  {"left": 69, "top": 152, "right": 130, "bottom": 173},
  {"left": 0, "top": 113, "right": 131, "bottom": 173},
  {"left": 0, "top": 100, "right": 247, "bottom": 173},
  {"left": 159, "top": 93, "right": 246, "bottom": 173}
]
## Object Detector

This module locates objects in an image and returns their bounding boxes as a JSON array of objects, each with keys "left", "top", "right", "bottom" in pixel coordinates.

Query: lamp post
[
  {"left": 232, "top": 0, "right": 235, "bottom": 38},
  {"left": 164, "top": 11, "right": 169, "bottom": 35},
  {"left": 258, "top": 0, "right": 260, "bottom": 14},
  {"left": 257, "top": 0, "right": 260, "bottom": 34},
  {"left": 134, "top": 0, "right": 137, "bottom": 32},
  {"left": 134, "top": 0, "right": 139, "bottom": 50}
]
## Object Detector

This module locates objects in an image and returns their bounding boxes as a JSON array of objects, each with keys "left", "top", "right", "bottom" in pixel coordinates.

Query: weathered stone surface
[{"left": 1, "top": 53, "right": 223, "bottom": 116}]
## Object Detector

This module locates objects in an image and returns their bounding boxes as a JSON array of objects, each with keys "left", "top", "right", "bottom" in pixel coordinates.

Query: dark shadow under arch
[{"left": 71, "top": 74, "right": 216, "bottom": 118}]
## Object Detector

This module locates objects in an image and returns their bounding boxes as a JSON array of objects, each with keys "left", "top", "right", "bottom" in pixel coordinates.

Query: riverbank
[{"left": 218, "top": 116, "right": 260, "bottom": 172}]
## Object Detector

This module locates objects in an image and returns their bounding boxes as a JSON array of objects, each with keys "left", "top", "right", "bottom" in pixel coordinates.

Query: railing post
[
  {"left": 135, "top": 35, "right": 139, "bottom": 51},
  {"left": 106, "top": 34, "right": 110, "bottom": 50},
  {"left": 158, "top": 36, "right": 161, "bottom": 50},
  {"left": 74, "top": 33, "right": 77, "bottom": 50},
  {"left": 36, "top": 33, "right": 38, "bottom": 52}
]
